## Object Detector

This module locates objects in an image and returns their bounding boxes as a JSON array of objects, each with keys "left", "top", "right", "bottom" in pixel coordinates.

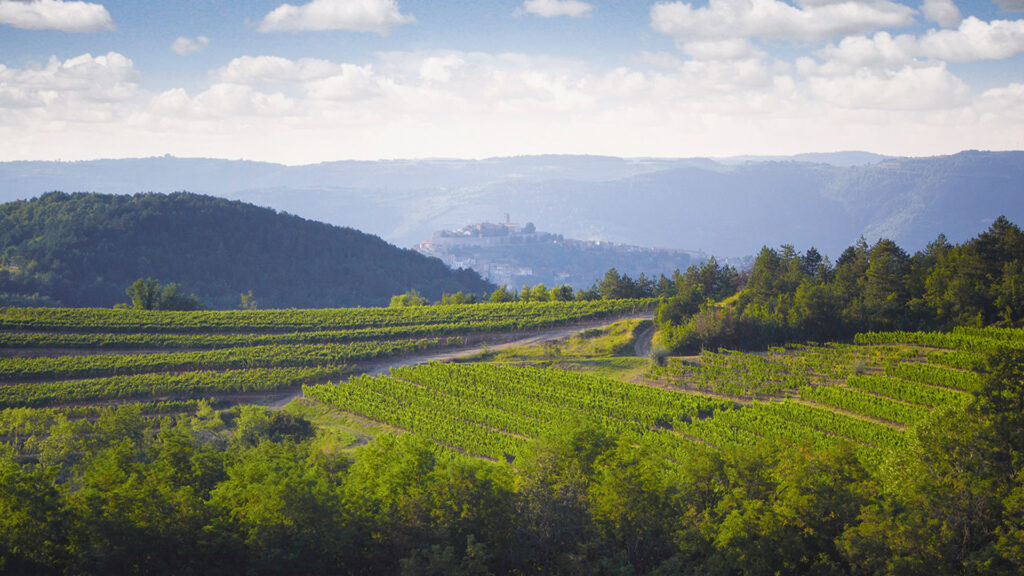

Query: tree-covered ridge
[
  {"left": 657, "top": 216, "right": 1024, "bottom": 352},
  {"left": 0, "top": 191, "right": 493, "bottom": 309}
]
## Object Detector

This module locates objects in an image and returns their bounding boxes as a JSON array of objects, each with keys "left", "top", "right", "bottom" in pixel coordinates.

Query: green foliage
[
  {"left": 0, "top": 191, "right": 493, "bottom": 308},
  {"left": 439, "top": 291, "right": 478, "bottom": 305},
  {"left": 0, "top": 340, "right": 441, "bottom": 383},
  {"left": 305, "top": 362, "right": 733, "bottom": 462},
  {"left": 125, "top": 277, "right": 204, "bottom": 310},
  {"left": 488, "top": 285, "right": 514, "bottom": 303},
  {"left": 658, "top": 218, "right": 1024, "bottom": 354},
  {"left": 239, "top": 290, "right": 258, "bottom": 310},
  {"left": 0, "top": 337, "right": 1022, "bottom": 576},
  {"left": 0, "top": 300, "right": 653, "bottom": 411},
  {"left": 390, "top": 289, "right": 429, "bottom": 307}
]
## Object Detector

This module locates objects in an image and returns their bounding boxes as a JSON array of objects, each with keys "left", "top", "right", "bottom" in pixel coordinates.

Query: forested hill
[{"left": 0, "top": 192, "right": 493, "bottom": 308}]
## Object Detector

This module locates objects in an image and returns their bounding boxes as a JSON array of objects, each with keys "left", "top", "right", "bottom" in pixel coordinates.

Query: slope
[{"left": 0, "top": 192, "right": 492, "bottom": 308}]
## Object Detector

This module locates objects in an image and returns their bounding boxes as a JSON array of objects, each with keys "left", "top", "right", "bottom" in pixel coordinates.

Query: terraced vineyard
[
  {"left": 305, "top": 363, "right": 733, "bottom": 461},
  {"left": 305, "top": 325, "right": 999, "bottom": 470},
  {"left": 0, "top": 300, "right": 1002, "bottom": 472},
  {"left": 0, "top": 300, "right": 652, "bottom": 409},
  {"left": 635, "top": 334, "right": 990, "bottom": 467}
]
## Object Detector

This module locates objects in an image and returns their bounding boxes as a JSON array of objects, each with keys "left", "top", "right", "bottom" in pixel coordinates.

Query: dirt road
[
  {"left": 263, "top": 312, "right": 654, "bottom": 408},
  {"left": 632, "top": 324, "right": 655, "bottom": 359}
]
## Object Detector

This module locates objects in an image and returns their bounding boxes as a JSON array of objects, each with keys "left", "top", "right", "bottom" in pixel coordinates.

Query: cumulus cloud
[
  {"left": 419, "top": 54, "right": 465, "bottom": 83},
  {"left": 258, "top": 0, "right": 414, "bottom": 35},
  {"left": 650, "top": 0, "right": 915, "bottom": 43},
  {"left": 806, "top": 63, "right": 969, "bottom": 109},
  {"left": 2, "top": 49, "right": 1023, "bottom": 164},
  {"left": 917, "top": 17, "right": 1024, "bottom": 61},
  {"left": 920, "top": 0, "right": 962, "bottom": 27},
  {"left": 214, "top": 56, "right": 340, "bottom": 85},
  {"left": 522, "top": 0, "right": 592, "bottom": 18},
  {"left": 0, "top": 51, "right": 138, "bottom": 123},
  {"left": 0, "top": 0, "right": 113, "bottom": 32},
  {"left": 977, "top": 83, "right": 1024, "bottom": 122},
  {"left": 211, "top": 56, "right": 388, "bottom": 101},
  {"left": 171, "top": 36, "right": 209, "bottom": 56},
  {"left": 809, "top": 17, "right": 1024, "bottom": 73}
]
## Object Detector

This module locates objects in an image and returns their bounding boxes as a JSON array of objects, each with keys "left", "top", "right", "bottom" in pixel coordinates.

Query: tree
[
  {"left": 598, "top": 269, "right": 626, "bottom": 300},
  {"left": 390, "top": 290, "right": 428, "bottom": 307},
  {"left": 240, "top": 290, "right": 258, "bottom": 310},
  {"left": 801, "top": 247, "right": 825, "bottom": 277},
  {"left": 549, "top": 285, "right": 573, "bottom": 301},
  {"left": 862, "top": 239, "right": 910, "bottom": 329},
  {"left": 531, "top": 284, "right": 550, "bottom": 302},
  {"left": 489, "top": 285, "right": 514, "bottom": 303},
  {"left": 125, "top": 278, "right": 161, "bottom": 310},
  {"left": 157, "top": 282, "right": 205, "bottom": 311},
  {"left": 124, "top": 278, "right": 203, "bottom": 311},
  {"left": 519, "top": 285, "right": 533, "bottom": 303},
  {"left": 440, "top": 291, "right": 477, "bottom": 305}
]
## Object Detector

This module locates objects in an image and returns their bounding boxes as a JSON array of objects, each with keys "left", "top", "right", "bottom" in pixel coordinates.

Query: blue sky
[{"left": 1, "top": 0, "right": 1022, "bottom": 163}]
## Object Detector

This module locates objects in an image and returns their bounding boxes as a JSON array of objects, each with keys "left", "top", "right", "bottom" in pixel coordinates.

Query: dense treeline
[
  {"left": 658, "top": 216, "right": 1024, "bottom": 352},
  {"left": 0, "top": 192, "right": 492, "bottom": 308},
  {"left": 2, "top": 348, "right": 1023, "bottom": 575}
]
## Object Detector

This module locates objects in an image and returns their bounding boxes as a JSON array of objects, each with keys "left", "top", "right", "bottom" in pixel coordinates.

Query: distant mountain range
[
  {"left": 0, "top": 192, "right": 491, "bottom": 309},
  {"left": 1, "top": 150, "right": 1020, "bottom": 259}
]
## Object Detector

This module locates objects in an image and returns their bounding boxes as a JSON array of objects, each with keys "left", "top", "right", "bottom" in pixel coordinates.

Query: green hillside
[{"left": 0, "top": 192, "right": 493, "bottom": 308}]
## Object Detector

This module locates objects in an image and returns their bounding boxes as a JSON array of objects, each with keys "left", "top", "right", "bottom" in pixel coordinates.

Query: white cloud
[
  {"left": 807, "top": 63, "right": 969, "bottom": 109},
  {"left": 0, "top": 0, "right": 113, "bottom": 32},
  {"left": 0, "top": 51, "right": 138, "bottom": 127},
  {"left": 682, "top": 39, "right": 765, "bottom": 61},
  {"left": 811, "top": 17, "right": 1024, "bottom": 72},
  {"left": 258, "top": 0, "right": 414, "bottom": 35},
  {"left": 305, "top": 64, "right": 381, "bottom": 99},
  {"left": 920, "top": 0, "right": 962, "bottom": 27},
  {"left": 804, "top": 32, "right": 916, "bottom": 75},
  {"left": 977, "top": 83, "right": 1024, "bottom": 123},
  {"left": 917, "top": 17, "right": 1024, "bottom": 61},
  {"left": 650, "top": 0, "right": 915, "bottom": 43},
  {"left": 171, "top": 36, "right": 209, "bottom": 56},
  {"left": 639, "top": 51, "right": 685, "bottom": 69},
  {"left": 2, "top": 49, "right": 1023, "bottom": 164},
  {"left": 214, "top": 56, "right": 340, "bottom": 85},
  {"left": 419, "top": 54, "right": 465, "bottom": 83},
  {"left": 522, "top": 0, "right": 592, "bottom": 18}
]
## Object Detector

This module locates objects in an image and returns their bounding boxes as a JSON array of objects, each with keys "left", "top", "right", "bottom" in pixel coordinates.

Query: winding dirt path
[{"left": 632, "top": 324, "right": 655, "bottom": 358}]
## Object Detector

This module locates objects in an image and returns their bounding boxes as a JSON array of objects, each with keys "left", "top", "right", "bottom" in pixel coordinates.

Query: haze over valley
[{"left": 3, "top": 150, "right": 1021, "bottom": 262}]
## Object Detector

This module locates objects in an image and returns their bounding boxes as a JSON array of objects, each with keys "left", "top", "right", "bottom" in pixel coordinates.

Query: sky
[{"left": 0, "top": 0, "right": 1022, "bottom": 164}]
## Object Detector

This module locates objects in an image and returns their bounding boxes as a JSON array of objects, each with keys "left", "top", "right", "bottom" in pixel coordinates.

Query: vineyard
[
  {"left": 0, "top": 300, "right": 1004, "bottom": 471},
  {"left": 304, "top": 325, "right": 1001, "bottom": 471},
  {"left": 0, "top": 300, "right": 652, "bottom": 409}
]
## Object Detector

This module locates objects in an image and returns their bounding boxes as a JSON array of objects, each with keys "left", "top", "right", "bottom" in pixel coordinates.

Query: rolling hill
[{"left": 0, "top": 192, "right": 492, "bottom": 308}]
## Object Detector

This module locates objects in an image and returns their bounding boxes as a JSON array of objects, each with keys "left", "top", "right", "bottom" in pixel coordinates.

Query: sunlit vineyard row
[
  {"left": 0, "top": 301, "right": 651, "bottom": 410},
  {"left": 0, "top": 339, "right": 449, "bottom": 382},
  {"left": 305, "top": 363, "right": 733, "bottom": 462},
  {"left": 0, "top": 299, "right": 653, "bottom": 334}
]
